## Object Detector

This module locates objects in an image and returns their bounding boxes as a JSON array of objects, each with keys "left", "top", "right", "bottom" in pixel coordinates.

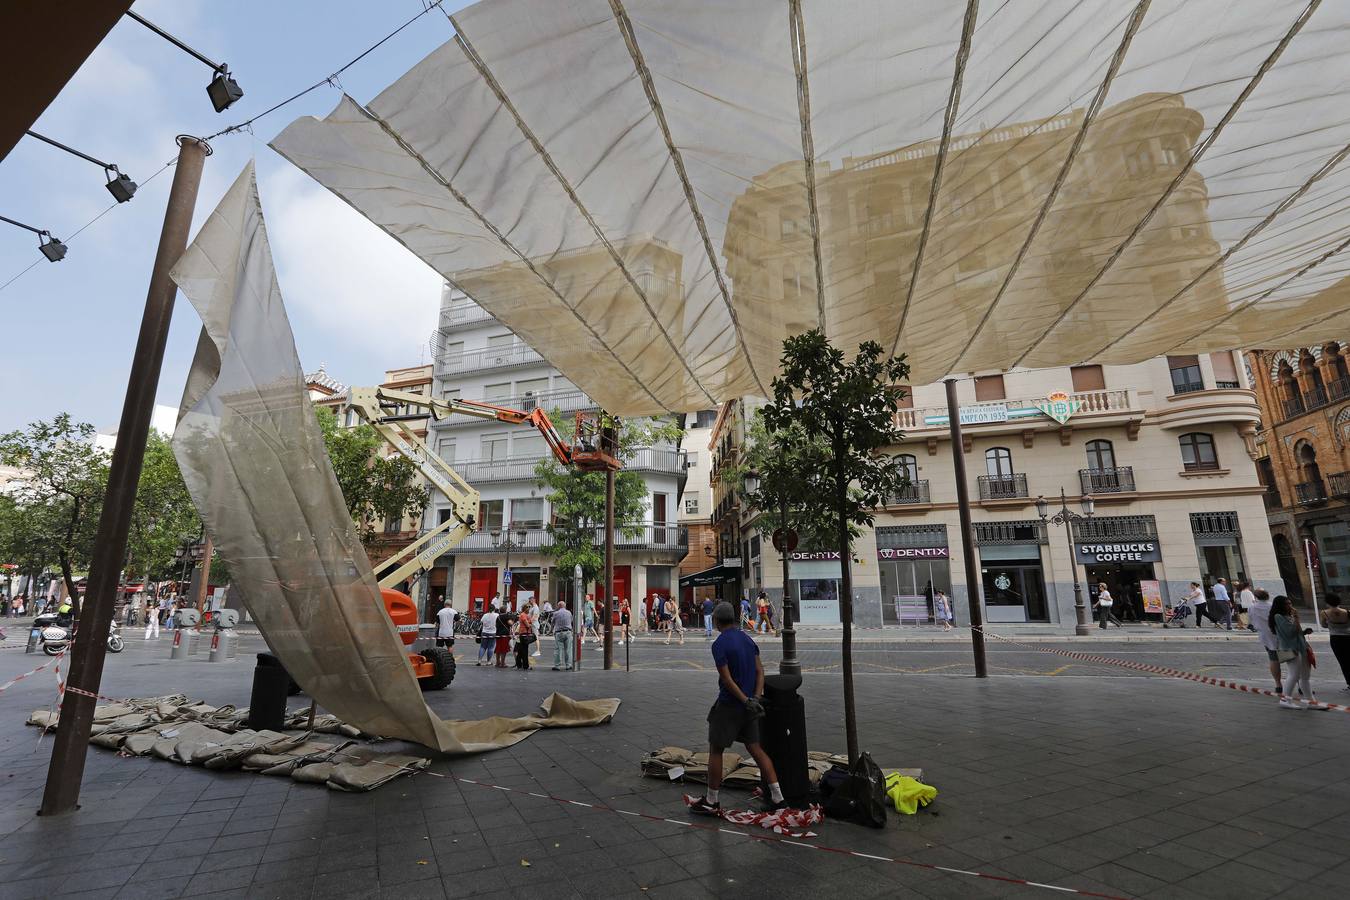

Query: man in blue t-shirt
[
  {"left": 688, "top": 602, "right": 785, "bottom": 816},
  {"left": 701, "top": 596, "right": 715, "bottom": 638}
]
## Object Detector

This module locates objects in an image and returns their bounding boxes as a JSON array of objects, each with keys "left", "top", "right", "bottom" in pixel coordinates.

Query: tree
[
  {"left": 127, "top": 431, "right": 202, "bottom": 581},
  {"left": 0, "top": 492, "right": 51, "bottom": 595},
  {"left": 724, "top": 410, "right": 838, "bottom": 551},
  {"left": 0, "top": 415, "right": 110, "bottom": 611},
  {"left": 534, "top": 414, "right": 683, "bottom": 592},
  {"left": 762, "top": 329, "right": 910, "bottom": 763},
  {"left": 316, "top": 407, "right": 430, "bottom": 541}
]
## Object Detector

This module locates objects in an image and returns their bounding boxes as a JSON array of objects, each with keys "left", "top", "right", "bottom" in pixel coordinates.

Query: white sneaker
[
  {"left": 617, "top": 640, "right": 624, "bottom": 645},
  {"left": 1278, "top": 698, "right": 1303, "bottom": 710}
]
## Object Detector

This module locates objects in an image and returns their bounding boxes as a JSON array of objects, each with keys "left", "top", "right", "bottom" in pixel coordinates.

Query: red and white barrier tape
[
  {"left": 0, "top": 650, "right": 64, "bottom": 694},
  {"left": 972, "top": 627, "right": 1350, "bottom": 712},
  {"left": 682, "top": 793, "right": 823, "bottom": 837}
]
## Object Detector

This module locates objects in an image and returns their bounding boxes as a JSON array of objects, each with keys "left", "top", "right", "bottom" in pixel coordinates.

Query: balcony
[
  {"left": 434, "top": 388, "right": 597, "bottom": 425},
  {"left": 1329, "top": 472, "right": 1350, "bottom": 498},
  {"left": 1295, "top": 480, "right": 1327, "bottom": 506},
  {"left": 1079, "top": 466, "right": 1135, "bottom": 494},
  {"left": 440, "top": 344, "right": 543, "bottom": 374},
  {"left": 439, "top": 304, "right": 496, "bottom": 330},
  {"left": 978, "top": 473, "right": 1028, "bottom": 501},
  {"left": 1329, "top": 377, "right": 1350, "bottom": 402},
  {"left": 896, "top": 389, "right": 1136, "bottom": 433},
  {"left": 453, "top": 455, "right": 547, "bottom": 483},
  {"left": 1262, "top": 487, "right": 1283, "bottom": 511},
  {"left": 1183, "top": 458, "right": 1220, "bottom": 473},
  {"left": 887, "top": 480, "right": 931, "bottom": 505},
  {"left": 446, "top": 523, "right": 687, "bottom": 554},
  {"left": 1282, "top": 396, "right": 1306, "bottom": 418},
  {"left": 1214, "top": 380, "right": 1240, "bottom": 389},
  {"left": 625, "top": 447, "right": 689, "bottom": 476}
]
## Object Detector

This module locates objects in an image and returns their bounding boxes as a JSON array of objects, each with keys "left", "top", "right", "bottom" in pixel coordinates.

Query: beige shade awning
[{"left": 273, "top": 0, "right": 1350, "bottom": 415}]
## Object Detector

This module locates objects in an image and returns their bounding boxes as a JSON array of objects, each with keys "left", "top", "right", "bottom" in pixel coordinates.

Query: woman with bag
[
  {"left": 1271, "top": 595, "right": 1328, "bottom": 710},
  {"left": 514, "top": 606, "right": 534, "bottom": 670},
  {"left": 1319, "top": 593, "right": 1350, "bottom": 692}
]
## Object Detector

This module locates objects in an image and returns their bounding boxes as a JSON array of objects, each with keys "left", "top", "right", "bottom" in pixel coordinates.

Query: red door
[
  {"left": 599, "top": 565, "right": 631, "bottom": 624},
  {"left": 468, "top": 567, "right": 497, "bottom": 615}
]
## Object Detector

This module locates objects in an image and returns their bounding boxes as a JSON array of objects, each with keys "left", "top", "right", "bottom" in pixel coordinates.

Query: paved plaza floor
[{"left": 0, "top": 632, "right": 1347, "bottom": 899}]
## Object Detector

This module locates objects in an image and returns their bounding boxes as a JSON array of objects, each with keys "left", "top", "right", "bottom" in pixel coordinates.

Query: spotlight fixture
[
  {"left": 126, "top": 11, "right": 244, "bottom": 113},
  {"left": 1, "top": 214, "right": 68, "bottom": 263},
  {"left": 25, "top": 131, "right": 137, "bottom": 203}
]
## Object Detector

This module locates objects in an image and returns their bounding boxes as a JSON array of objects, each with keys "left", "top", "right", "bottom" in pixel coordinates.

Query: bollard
[
  {"left": 169, "top": 627, "right": 190, "bottom": 660},
  {"left": 224, "top": 630, "right": 237, "bottom": 659},
  {"left": 207, "top": 630, "right": 224, "bottom": 662},
  {"left": 761, "top": 673, "right": 811, "bottom": 807}
]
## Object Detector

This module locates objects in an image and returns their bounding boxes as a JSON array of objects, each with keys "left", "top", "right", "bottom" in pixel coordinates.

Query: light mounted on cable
[
  {"left": 0, "top": 215, "right": 68, "bottom": 262},
  {"left": 125, "top": 10, "right": 244, "bottom": 113},
  {"left": 25, "top": 130, "right": 138, "bottom": 203}
]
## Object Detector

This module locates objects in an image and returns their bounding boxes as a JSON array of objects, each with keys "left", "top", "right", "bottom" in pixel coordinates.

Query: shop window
[
  {"left": 985, "top": 447, "right": 1014, "bottom": 478},
  {"left": 1085, "top": 439, "right": 1115, "bottom": 471},
  {"left": 1070, "top": 364, "right": 1105, "bottom": 392},
  {"left": 974, "top": 374, "right": 1006, "bottom": 401},
  {"left": 1168, "top": 356, "right": 1204, "bottom": 394},
  {"left": 1179, "top": 433, "right": 1218, "bottom": 471}
]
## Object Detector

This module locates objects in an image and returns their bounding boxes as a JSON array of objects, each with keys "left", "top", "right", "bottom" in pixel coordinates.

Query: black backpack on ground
[{"left": 821, "top": 751, "right": 887, "bottom": 828}]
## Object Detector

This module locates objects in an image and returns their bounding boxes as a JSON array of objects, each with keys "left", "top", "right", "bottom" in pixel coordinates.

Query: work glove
[{"left": 744, "top": 696, "right": 766, "bottom": 721}]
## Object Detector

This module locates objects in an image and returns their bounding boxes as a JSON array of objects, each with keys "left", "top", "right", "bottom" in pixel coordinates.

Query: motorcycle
[{"left": 32, "top": 613, "right": 124, "bottom": 655}]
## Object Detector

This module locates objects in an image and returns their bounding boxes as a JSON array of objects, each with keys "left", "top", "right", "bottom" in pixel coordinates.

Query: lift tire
[{"left": 419, "top": 647, "right": 456, "bottom": 691}]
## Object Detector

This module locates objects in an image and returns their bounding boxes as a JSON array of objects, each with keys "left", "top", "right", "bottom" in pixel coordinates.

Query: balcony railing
[
  {"left": 1214, "top": 380, "right": 1240, "bottom": 389},
  {"left": 1183, "top": 458, "right": 1220, "bottom": 472},
  {"left": 1282, "top": 396, "right": 1306, "bottom": 418},
  {"left": 1172, "top": 380, "right": 1206, "bottom": 395},
  {"left": 978, "top": 473, "right": 1028, "bottom": 500},
  {"left": 1329, "top": 471, "right": 1350, "bottom": 498},
  {"left": 439, "top": 344, "right": 543, "bottom": 374},
  {"left": 896, "top": 389, "right": 1133, "bottom": 431},
  {"left": 453, "top": 455, "right": 547, "bottom": 483},
  {"left": 625, "top": 447, "right": 689, "bottom": 476},
  {"left": 1295, "top": 480, "right": 1327, "bottom": 506},
  {"left": 439, "top": 304, "right": 496, "bottom": 330},
  {"left": 436, "top": 388, "right": 597, "bottom": 424},
  {"left": 888, "top": 480, "right": 930, "bottom": 505},
  {"left": 446, "top": 523, "right": 687, "bottom": 554},
  {"left": 1329, "top": 377, "right": 1350, "bottom": 402},
  {"left": 1079, "top": 466, "right": 1135, "bottom": 494}
]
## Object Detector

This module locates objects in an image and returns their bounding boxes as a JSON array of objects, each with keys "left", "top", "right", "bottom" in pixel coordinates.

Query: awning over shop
[
  {"left": 274, "top": 0, "right": 1350, "bottom": 416},
  {"left": 679, "top": 565, "right": 740, "bottom": 589}
]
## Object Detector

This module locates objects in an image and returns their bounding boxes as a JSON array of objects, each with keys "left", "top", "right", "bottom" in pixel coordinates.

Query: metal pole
[
  {"left": 603, "top": 465, "right": 615, "bottom": 671},
  {"left": 572, "top": 563, "right": 583, "bottom": 671},
  {"left": 778, "top": 491, "right": 800, "bottom": 676},
  {"left": 1305, "top": 538, "right": 1320, "bottom": 632},
  {"left": 193, "top": 535, "right": 213, "bottom": 614},
  {"left": 1065, "top": 499, "right": 1091, "bottom": 636},
  {"left": 944, "top": 378, "right": 987, "bottom": 678},
  {"left": 40, "top": 136, "right": 208, "bottom": 816}
]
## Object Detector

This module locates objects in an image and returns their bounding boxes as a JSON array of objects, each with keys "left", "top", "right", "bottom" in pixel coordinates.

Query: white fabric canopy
[{"left": 273, "top": 0, "right": 1350, "bottom": 415}]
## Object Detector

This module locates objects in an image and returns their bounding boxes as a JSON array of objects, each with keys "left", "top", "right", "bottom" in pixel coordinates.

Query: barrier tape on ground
[
  {"left": 0, "top": 650, "right": 64, "bottom": 694},
  {"left": 682, "top": 792, "right": 823, "bottom": 837},
  {"left": 301, "top": 743, "right": 1125, "bottom": 899},
  {"left": 971, "top": 626, "right": 1350, "bottom": 713}
]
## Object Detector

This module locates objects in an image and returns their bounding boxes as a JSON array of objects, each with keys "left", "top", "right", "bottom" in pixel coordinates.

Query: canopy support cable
[{"left": 787, "top": 0, "right": 828, "bottom": 331}]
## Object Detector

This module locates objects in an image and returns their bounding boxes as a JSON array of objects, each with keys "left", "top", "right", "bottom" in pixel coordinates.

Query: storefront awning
[
  {"left": 273, "top": 0, "right": 1350, "bottom": 416},
  {"left": 679, "top": 565, "right": 740, "bottom": 589}
]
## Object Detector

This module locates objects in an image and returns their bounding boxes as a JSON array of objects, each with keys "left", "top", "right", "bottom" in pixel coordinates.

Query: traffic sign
[
  {"left": 771, "top": 528, "right": 799, "bottom": 553},
  {"left": 503, "top": 569, "right": 513, "bottom": 584}
]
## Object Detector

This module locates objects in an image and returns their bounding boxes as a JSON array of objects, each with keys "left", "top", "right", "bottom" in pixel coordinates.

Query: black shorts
[{"left": 707, "top": 699, "right": 760, "bottom": 749}]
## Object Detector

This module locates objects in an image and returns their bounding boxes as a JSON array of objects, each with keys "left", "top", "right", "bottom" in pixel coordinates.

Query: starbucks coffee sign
[{"left": 1075, "top": 541, "right": 1161, "bottom": 563}]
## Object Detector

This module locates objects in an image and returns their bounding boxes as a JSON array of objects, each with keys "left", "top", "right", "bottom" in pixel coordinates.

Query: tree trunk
[
  {"left": 58, "top": 551, "right": 79, "bottom": 618},
  {"left": 838, "top": 486, "right": 858, "bottom": 764}
]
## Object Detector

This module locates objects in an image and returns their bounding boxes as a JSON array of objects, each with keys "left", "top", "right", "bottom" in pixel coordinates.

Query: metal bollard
[
  {"left": 169, "top": 628, "right": 190, "bottom": 660},
  {"left": 207, "top": 629, "right": 224, "bottom": 662}
]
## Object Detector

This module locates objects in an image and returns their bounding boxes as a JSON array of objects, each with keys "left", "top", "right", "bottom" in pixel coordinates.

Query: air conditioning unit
[{"left": 521, "top": 391, "right": 536, "bottom": 411}]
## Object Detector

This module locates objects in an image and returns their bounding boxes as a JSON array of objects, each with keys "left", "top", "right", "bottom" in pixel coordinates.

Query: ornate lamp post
[
  {"left": 1036, "top": 488, "right": 1095, "bottom": 636},
  {"left": 489, "top": 526, "right": 529, "bottom": 607},
  {"left": 743, "top": 471, "right": 801, "bottom": 676}
]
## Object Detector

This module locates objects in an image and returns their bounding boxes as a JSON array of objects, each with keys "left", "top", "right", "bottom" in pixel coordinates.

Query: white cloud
[{"left": 260, "top": 162, "right": 441, "bottom": 375}]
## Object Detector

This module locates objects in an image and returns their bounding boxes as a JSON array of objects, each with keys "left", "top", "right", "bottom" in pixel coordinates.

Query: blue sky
[{"left": 0, "top": 1, "right": 475, "bottom": 432}]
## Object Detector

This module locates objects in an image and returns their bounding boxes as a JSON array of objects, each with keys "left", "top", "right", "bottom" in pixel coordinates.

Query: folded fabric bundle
[{"left": 884, "top": 773, "right": 937, "bottom": 815}]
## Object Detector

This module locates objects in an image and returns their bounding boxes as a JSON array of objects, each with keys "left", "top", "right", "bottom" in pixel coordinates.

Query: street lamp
[
  {"left": 489, "top": 526, "right": 529, "bottom": 606},
  {"left": 1036, "top": 488, "right": 1095, "bottom": 636},
  {"left": 1, "top": 214, "right": 67, "bottom": 262},
  {"left": 125, "top": 10, "right": 244, "bottom": 113},
  {"left": 743, "top": 470, "right": 801, "bottom": 676},
  {"left": 25, "top": 131, "right": 138, "bottom": 203}
]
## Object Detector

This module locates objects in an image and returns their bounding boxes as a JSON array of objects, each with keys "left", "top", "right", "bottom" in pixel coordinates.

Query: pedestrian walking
[
  {"left": 551, "top": 600, "right": 574, "bottom": 670},
  {"left": 934, "top": 590, "right": 954, "bottom": 631},
  {"left": 494, "top": 610, "right": 513, "bottom": 668},
  {"left": 740, "top": 595, "right": 754, "bottom": 631},
  {"left": 1211, "top": 578, "right": 1234, "bottom": 630},
  {"left": 1249, "top": 588, "right": 1285, "bottom": 697},
  {"left": 477, "top": 607, "right": 498, "bottom": 666},
  {"left": 619, "top": 598, "right": 631, "bottom": 645},
  {"left": 702, "top": 596, "right": 715, "bottom": 638},
  {"left": 1096, "top": 584, "right": 1123, "bottom": 629},
  {"left": 435, "top": 599, "right": 457, "bottom": 649},
  {"left": 755, "top": 592, "right": 771, "bottom": 634},
  {"left": 514, "top": 606, "right": 534, "bottom": 670},
  {"left": 657, "top": 593, "right": 672, "bottom": 637},
  {"left": 529, "top": 599, "right": 543, "bottom": 657},
  {"left": 1319, "top": 592, "right": 1350, "bottom": 692},
  {"left": 1272, "top": 595, "right": 1328, "bottom": 710},
  {"left": 143, "top": 598, "right": 160, "bottom": 640},
  {"left": 687, "top": 602, "right": 787, "bottom": 817},
  {"left": 663, "top": 596, "right": 685, "bottom": 646},
  {"left": 1184, "top": 582, "right": 1219, "bottom": 628},
  {"left": 1237, "top": 581, "right": 1256, "bottom": 630}
]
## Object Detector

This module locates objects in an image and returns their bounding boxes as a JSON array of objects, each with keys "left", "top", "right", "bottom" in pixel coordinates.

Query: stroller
[{"left": 1162, "top": 601, "right": 1190, "bottom": 628}]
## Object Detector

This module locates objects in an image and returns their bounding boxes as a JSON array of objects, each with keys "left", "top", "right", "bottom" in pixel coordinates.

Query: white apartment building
[
  {"left": 717, "top": 354, "right": 1282, "bottom": 630},
  {"left": 422, "top": 285, "right": 687, "bottom": 618},
  {"left": 677, "top": 409, "right": 721, "bottom": 606}
]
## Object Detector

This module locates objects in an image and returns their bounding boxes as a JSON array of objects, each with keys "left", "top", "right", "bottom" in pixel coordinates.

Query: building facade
[
  {"left": 421, "top": 285, "right": 687, "bottom": 619},
  {"left": 722, "top": 357, "right": 1280, "bottom": 629},
  {"left": 1246, "top": 344, "right": 1350, "bottom": 603},
  {"left": 678, "top": 408, "right": 721, "bottom": 608}
]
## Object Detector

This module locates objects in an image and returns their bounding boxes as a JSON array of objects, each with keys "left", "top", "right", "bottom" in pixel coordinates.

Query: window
[
  {"left": 974, "top": 374, "right": 1006, "bottom": 401},
  {"left": 1070, "top": 365, "right": 1105, "bottom": 392},
  {"left": 553, "top": 376, "right": 577, "bottom": 394},
  {"left": 684, "top": 497, "right": 699, "bottom": 515},
  {"left": 512, "top": 432, "right": 547, "bottom": 458},
  {"left": 1168, "top": 355, "right": 1204, "bottom": 394},
  {"left": 1085, "top": 439, "right": 1115, "bottom": 470},
  {"left": 436, "top": 438, "right": 456, "bottom": 464},
  {"left": 1179, "top": 432, "right": 1218, "bottom": 470},
  {"left": 515, "top": 377, "right": 548, "bottom": 399},
  {"left": 486, "top": 333, "right": 515, "bottom": 349},
  {"left": 896, "top": 387, "right": 914, "bottom": 409},
  {"left": 694, "top": 408, "right": 718, "bottom": 429},
  {"left": 480, "top": 434, "right": 508, "bottom": 461},
  {"left": 436, "top": 508, "right": 454, "bottom": 526},
  {"left": 985, "top": 447, "right": 1013, "bottom": 478},
  {"left": 1124, "top": 146, "right": 1152, "bottom": 177},
  {"left": 440, "top": 341, "right": 464, "bottom": 364},
  {"left": 511, "top": 498, "right": 544, "bottom": 528},
  {"left": 1209, "top": 352, "right": 1239, "bottom": 389},
  {"left": 477, "top": 499, "right": 504, "bottom": 531},
  {"left": 384, "top": 515, "right": 402, "bottom": 534},
  {"left": 442, "top": 387, "right": 461, "bottom": 402},
  {"left": 897, "top": 453, "right": 919, "bottom": 482},
  {"left": 483, "top": 382, "right": 511, "bottom": 401},
  {"left": 780, "top": 218, "right": 798, "bottom": 239}
]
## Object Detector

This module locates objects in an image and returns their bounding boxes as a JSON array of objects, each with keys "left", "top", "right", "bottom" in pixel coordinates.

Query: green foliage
[
  {"left": 127, "top": 431, "right": 201, "bottom": 581},
  {"left": 723, "top": 410, "right": 842, "bottom": 551},
  {"left": 0, "top": 414, "right": 109, "bottom": 603},
  {"left": 316, "top": 407, "right": 430, "bottom": 541},
  {"left": 761, "top": 329, "right": 910, "bottom": 761},
  {"left": 533, "top": 413, "right": 682, "bottom": 586}
]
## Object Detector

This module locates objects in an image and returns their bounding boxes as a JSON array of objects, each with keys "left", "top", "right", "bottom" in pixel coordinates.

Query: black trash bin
[
  {"left": 761, "top": 673, "right": 810, "bottom": 806},
  {"left": 249, "top": 652, "right": 290, "bottom": 731}
]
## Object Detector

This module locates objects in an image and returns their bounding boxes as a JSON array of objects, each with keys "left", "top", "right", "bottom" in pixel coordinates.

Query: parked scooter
[{"left": 32, "top": 613, "right": 124, "bottom": 655}]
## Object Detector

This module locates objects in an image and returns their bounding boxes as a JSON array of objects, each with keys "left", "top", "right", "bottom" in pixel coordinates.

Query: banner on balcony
[{"left": 1036, "top": 391, "right": 1083, "bottom": 425}]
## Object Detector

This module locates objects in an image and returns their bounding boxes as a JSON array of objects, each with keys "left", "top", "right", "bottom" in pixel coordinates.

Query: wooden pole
[
  {"left": 40, "top": 136, "right": 209, "bottom": 815},
  {"left": 945, "top": 378, "right": 987, "bottom": 678},
  {"left": 603, "top": 464, "right": 615, "bottom": 670}
]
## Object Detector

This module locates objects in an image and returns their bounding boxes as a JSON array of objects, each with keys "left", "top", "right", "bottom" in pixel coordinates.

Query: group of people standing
[{"left": 1249, "top": 589, "right": 1350, "bottom": 709}]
